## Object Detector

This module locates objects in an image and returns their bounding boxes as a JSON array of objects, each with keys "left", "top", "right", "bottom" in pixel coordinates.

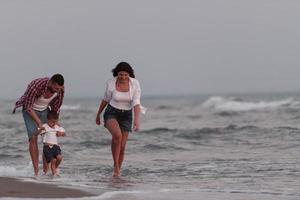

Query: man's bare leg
[{"left": 29, "top": 136, "right": 39, "bottom": 176}]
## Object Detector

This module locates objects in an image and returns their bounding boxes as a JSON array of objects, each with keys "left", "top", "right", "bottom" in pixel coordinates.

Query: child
[{"left": 37, "top": 110, "right": 65, "bottom": 176}]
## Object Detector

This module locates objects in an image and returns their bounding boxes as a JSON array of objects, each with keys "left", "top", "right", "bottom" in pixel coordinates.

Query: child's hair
[{"left": 47, "top": 110, "right": 59, "bottom": 120}]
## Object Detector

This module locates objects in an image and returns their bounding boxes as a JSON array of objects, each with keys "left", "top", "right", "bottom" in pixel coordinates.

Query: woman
[{"left": 96, "top": 62, "right": 141, "bottom": 177}]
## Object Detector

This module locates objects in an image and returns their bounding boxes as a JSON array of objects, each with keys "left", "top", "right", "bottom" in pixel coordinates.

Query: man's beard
[{"left": 48, "top": 86, "right": 55, "bottom": 93}]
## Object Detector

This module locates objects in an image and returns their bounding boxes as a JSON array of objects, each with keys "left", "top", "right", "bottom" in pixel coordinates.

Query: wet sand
[{"left": 0, "top": 177, "right": 93, "bottom": 198}]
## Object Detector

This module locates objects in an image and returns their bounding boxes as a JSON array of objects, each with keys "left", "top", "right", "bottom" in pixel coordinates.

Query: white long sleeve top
[{"left": 103, "top": 77, "right": 141, "bottom": 110}]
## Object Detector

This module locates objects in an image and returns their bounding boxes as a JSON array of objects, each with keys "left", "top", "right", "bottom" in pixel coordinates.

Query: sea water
[{"left": 0, "top": 93, "right": 300, "bottom": 200}]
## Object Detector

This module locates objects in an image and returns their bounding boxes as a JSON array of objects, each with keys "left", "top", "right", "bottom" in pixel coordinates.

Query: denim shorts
[
  {"left": 22, "top": 109, "right": 48, "bottom": 140},
  {"left": 104, "top": 104, "right": 133, "bottom": 132},
  {"left": 43, "top": 144, "right": 61, "bottom": 163}
]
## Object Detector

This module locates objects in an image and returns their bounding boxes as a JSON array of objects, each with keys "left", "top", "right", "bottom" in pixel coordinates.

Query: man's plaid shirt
[{"left": 13, "top": 77, "right": 64, "bottom": 113}]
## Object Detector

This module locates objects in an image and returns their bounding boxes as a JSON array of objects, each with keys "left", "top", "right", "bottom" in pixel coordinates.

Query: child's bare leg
[
  {"left": 51, "top": 159, "right": 57, "bottom": 175},
  {"left": 55, "top": 155, "right": 63, "bottom": 169},
  {"left": 42, "top": 154, "right": 49, "bottom": 174}
]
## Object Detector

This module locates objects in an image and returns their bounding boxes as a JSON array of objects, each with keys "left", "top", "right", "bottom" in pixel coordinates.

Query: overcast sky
[{"left": 1, "top": 0, "right": 300, "bottom": 99}]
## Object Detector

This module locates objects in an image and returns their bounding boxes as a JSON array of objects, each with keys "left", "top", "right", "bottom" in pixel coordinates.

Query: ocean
[{"left": 0, "top": 93, "right": 300, "bottom": 200}]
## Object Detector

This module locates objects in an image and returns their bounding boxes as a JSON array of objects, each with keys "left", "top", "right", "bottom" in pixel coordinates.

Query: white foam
[
  {"left": 202, "top": 96, "right": 300, "bottom": 112},
  {"left": 94, "top": 190, "right": 147, "bottom": 199},
  {"left": 60, "top": 104, "right": 81, "bottom": 110},
  {"left": 0, "top": 191, "right": 147, "bottom": 200},
  {"left": 140, "top": 105, "right": 147, "bottom": 114},
  {"left": 0, "top": 165, "right": 32, "bottom": 177},
  {"left": 0, "top": 186, "right": 205, "bottom": 200}
]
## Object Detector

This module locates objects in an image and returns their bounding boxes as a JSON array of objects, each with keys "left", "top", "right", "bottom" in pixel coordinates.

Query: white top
[
  {"left": 103, "top": 77, "right": 141, "bottom": 110},
  {"left": 41, "top": 124, "right": 65, "bottom": 145},
  {"left": 111, "top": 90, "right": 131, "bottom": 110},
  {"left": 33, "top": 93, "right": 57, "bottom": 111}
]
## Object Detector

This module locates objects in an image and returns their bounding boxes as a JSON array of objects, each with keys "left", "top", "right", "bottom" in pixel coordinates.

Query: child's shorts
[{"left": 43, "top": 144, "right": 61, "bottom": 163}]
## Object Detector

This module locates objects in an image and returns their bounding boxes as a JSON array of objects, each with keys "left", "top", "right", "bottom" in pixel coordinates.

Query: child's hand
[{"left": 56, "top": 131, "right": 65, "bottom": 137}]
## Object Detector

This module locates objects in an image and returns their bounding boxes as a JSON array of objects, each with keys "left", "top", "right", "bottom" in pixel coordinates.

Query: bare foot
[
  {"left": 55, "top": 168, "right": 60, "bottom": 175},
  {"left": 113, "top": 169, "right": 121, "bottom": 177},
  {"left": 113, "top": 165, "right": 120, "bottom": 177},
  {"left": 52, "top": 173, "right": 60, "bottom": 177}
]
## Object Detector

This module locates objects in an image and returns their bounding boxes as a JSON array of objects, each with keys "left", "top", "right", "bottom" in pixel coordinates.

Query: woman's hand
[
  {"left": 133, "top": 119, "right": 140, "bottom": 132},
  {"left": 96, "top": 115, "right": 101, "bottom": 125},
  {"left": 133, "top": 105, "right": 141, "bottom": 132}
]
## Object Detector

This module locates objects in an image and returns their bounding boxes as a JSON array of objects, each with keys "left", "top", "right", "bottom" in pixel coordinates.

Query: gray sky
[{"left": 1, "top": 0, "right": 300, "bottom": 99}]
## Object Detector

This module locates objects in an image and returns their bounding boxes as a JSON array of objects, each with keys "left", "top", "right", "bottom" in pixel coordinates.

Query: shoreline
[{"left": 0, "top": 177, "right": 94, "bottom": 198}]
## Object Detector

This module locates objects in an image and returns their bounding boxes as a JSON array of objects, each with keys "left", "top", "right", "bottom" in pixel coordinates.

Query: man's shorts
[
  {"left": 22, "top": 109, "right": 48, "bottom": 140},
  {"left": 104, "top": 104, "right": 133, "bottom": 132},
  {"left": 43, "top": 144, "right": 61, "bottom": 163}
]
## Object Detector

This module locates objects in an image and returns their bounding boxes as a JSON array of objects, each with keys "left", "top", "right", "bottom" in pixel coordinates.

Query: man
[{"left": 13, "top": 74, "right": 65, "bottom": 176}]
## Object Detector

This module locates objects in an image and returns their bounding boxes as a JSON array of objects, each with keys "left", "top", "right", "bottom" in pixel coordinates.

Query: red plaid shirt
[{"left": 13, "top": 77, "right": 64, "bottom": 113}]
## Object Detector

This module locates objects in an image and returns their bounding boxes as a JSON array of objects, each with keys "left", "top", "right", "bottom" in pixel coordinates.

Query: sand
[{"left": 0, "top": 177, "right": 93, "bottom": 198}]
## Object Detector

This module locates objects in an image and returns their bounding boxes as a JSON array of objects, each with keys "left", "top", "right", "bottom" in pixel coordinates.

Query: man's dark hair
[
  {"left": 112, "top": 62, "right": 135, "bottom": 78},
  {"left": 50, "top": 74, "right": 64, "bottom": 86},
  {"left": 47, "top": 110, "right": 59, "bottom": 120}
]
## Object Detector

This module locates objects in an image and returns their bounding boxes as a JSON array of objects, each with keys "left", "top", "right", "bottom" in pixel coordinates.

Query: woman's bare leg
[
  {"left": 119, "top": 132, "right": 129, "bottom": 170},
  {"left": 105, "top": 119, "right": 122, "bottom": 177}
]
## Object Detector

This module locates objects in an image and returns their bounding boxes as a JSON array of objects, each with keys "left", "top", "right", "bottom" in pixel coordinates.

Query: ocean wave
[
  {"left": 202, "top": 96, "right": 300, "bottom": 112},
  {"left": 142, "top": 144, "right": 186, "bottom": 151},
  {"left": 76, "top": 139, "right": 111, "bottom": 147},
  {"left": 274, "top": 126, "right": 300, "bottom": 131},
  {"left": 141, "top": 125, "right": 261, "bottom": 140},
  {"left": 0, "top": 154, "right": 23, "bottom": 159},
  {"left": 140, "top": 128, "right": 177, "bottom": 134},
  {"left": 156, "top": 105, "right": 175, "bottom": 110}
]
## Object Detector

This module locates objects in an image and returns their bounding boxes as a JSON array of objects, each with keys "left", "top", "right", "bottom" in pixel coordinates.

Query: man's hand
[{"left": 36, "top": 126, "right": 45, "bottom": 135}]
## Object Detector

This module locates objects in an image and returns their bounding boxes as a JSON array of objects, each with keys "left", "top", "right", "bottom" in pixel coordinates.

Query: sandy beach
[{"left": 0, "top": 177, "right": 93, "bottom": 198}]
